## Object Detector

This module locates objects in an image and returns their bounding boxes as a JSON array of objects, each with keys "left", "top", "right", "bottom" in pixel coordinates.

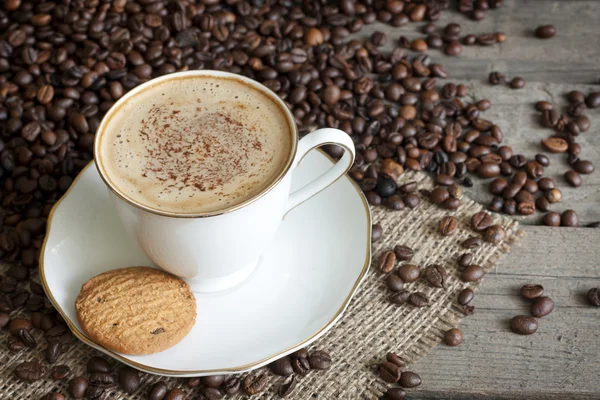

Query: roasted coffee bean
[
  {"left": 535, "top": 25, "right": 557, "bottom": 39},
  {"left": 69, "top": 377, "right": 89, "bottom": 399},
  {"left": 531, "top": 296, "right": 554, "bottom": 317},
  {"left": 517, "top": 201, "right": 535, "bottom": 216},
  {"left": 471, "top": 211, "right": 492, "bottom": 232},
  {"left": 386, "top": 274, "right": 405, "bottom": 292},
  {"left": 543, "top": 211, "right": 561, "bottom": 227},
  {"left": 586, "top": 92, "right": 600, "bottom": 109},
  {"left": 188, "top": 377, "right": 201, "bottom": 388},
  {"left": 425, "top": 264, "right": 447, "bottom": 288},
  {"left": 118, "top": 366, "right": 140, "bottom": 394},
  {"left": 408, "top": 292, "right": 429, "bottom": 307},
  {"left": 45, "top": 340, "right": 61, "bottom": 363},
  {"left": 308, "top": 350, "right": 332, "bottom": 370},
  {"left": 45, "top": 392, "right": 65, "bottom": 400},
  {"left": 9, "top": 317, "right": 32, "bottom": 335},
  {"left": 511, "top": 315, "right": 538, "bottom": 335},
  {"left": 521, "top": 284, "right": 544, "bottom": 300},
  {"left": 270, "top": 356, "right": 293, "bottom": 376},
  {"left": 394, "top": 245, "right": 414, "bottom": 261},
  {"left": 444, "top": 328, "right": 463, "bottom": 346},
  {"left": 199, "top": 387, "right": 223, "bottom": 400},
  {"left": 458, "top": 288, "right": 475, "bottom": 305},
  {"left": 510, "top": 77, "right": 525, "bottom": 89},
  {"left": 148, "top": 381, "right": 168, "bottom": 400},
  {"left": 403, "top": 193, "right": 420, "bottom": 208},
  {"left": 574, "top": 160, "right": 595, "bottom": 174},
  {"left": 384, "top": 195, "right": 405, "bottom": 210},
  {"left": 386, "top": 352, "right": 406, "bottom": 368},
  {"left": 201, "top": 375, "right": 225, "bottom": 388},
  {"left": 399, "top": 371, "right": 422, "bottom": 388},
  {"left": 15, "top": 361, "right": 47, "bottom": 382},
  {"left": 291, "top": 356, "right": 310, "bottom": 376},
  {"left": 376, "top": 178, "right": 398, "bottom": 198},
  {"left": 477, "top": 162, "right": 500, "bottom": 178},
  {"left": 379, "top": 250, "right": 397, "bottom": 273},
  {"left": 537, "top": 177, "right": 555, "bottom": 191},
  {"left": 89, "top": 372, "right": 116, "bottom": 389},
  {"left": 541, "top": 137, "right": 568, "bottom": 153},
  {"left": 462, "top": 237, "right": 483, "bottom": 249},
  {"left": 380, "top": 361, "right": 402, "bottom": 383},
  {"left": 165, "top": 388, "right": 186, "bottom": 400},
  {"left": 278, "top": 375, "right": 296, "bottom": 397},
  {"left": 587, "top": 288, "right": 600, "bottom": 307},
  {"left": 546, "top": 188, "right": 562, "bottom": 204},
  {"left": 438, "top": 216, "right": 458, "bottom": 236},
  {"left": 483, "top": 225, "right": 506, "bottom": 244},
  {"left": 397, "top": 264, "right": 421, "bottom": 283},
  {"left": 564, "top": 170, "right": 582, "bottom": 187},
  {"left": 385, "top": 388, "right": 407, "bottom": 400},
  {"left": 372, "top": 224, "right": 383, "bottom": 243},
  {"left": 561, "top": 210, "right": 579, "bottom": 227},
  {"left": 51, "top": 365, "right": 71, "bottom": 381},
  {"left": 390, "top": 290, "right": 411, "bottom": 305},
  {"left": 399, "top": 182, "right": 418, "bottom": 194},
  {"left": 490, "top": 178, "right": 508, "bottom": 195},
  {"left": 430, "top": 187, "right": 450, "bottom": 204},
  {"left": 87, "top": 356, "right": 110, "bottom": 373},
  {"left": 223, "top": 377, "right": 242, "bottom": 395},
  {"left": 458, "top": 253, "right": 473, "bottom": 269},
  {"left": 461, "top": 265, "right": 484, "bottom": 282}
]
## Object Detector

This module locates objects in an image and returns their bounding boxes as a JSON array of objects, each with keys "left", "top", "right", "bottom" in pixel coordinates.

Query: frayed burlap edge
[{"left": 0, "top": 170, "right": 521, "bottom": 400}]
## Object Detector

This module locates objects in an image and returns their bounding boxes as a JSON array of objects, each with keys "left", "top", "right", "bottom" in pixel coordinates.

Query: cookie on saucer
[{"left": 75, "top": 267, "right": 196, "bottom": 355}]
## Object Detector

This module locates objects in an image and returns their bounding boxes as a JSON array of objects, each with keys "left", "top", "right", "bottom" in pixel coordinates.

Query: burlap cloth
[{"left": 0, "top": 170, "right": 521, "bottom": 399}]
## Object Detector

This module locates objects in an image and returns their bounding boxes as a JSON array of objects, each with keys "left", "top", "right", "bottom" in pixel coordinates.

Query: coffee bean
[
  {"left": 483, "top": 225, "right": 506, "bottom": 244},
  {"left": 165, "top": 388, "right": 186, "bottom": 400},
  {"left": 372, "top": 224, "right": 383, "bottom": 243},
  {"left": 408, "top": 292, "right": 429, "bottom": 307},
  {"left": 471, "top": 211, "right": 492, "bottom": 232},
  {"left": 45, "top": 340, "right": 61, "bottom": 363},
  {"left": 386, "top": 352, "right": 406, "bottom": 368},
  {"left": 118, "top": 366, "right": 140, "bottom": 394},
  {"left": 223, "top": 377, "right": 242, "bottom": 395},
  {"left": 458, "top": 288, "right": 475, "bottom": 305},
  {"left": 385, "top": 388, "right": 407, "bottom": 400},
  {"left": 546, "top": 188, "right": 562, "bottom": 204},
  {"left": 379, "top": 250, "right": 397, "bottom": 273},
  {"left": 202, "top": 375, "right": 225, "bottom": 388},
  {"left": 511, "top": 315, "right": 538, "bottom": 335},
  {"left": 535, "top": 25, "right": 557, "bottom": 39},
  {"left": 438, "top": 216, "right": 458, "bottom": 236},
  {"left": 462, "top": 237, "right": 483, "bottom": 249},
  {"left": 561, "top": 210, "right": 579, "bottom": 227},
  {"left": 458, "top": 253, "right": 473, "bottom": 269},
  {"left": 148, "top": 381, "right": 168, "bottom": 400},
  {"left": 89, "top": 372, "right": 116, "bottom": 389},
  {"left": 51, "top": 365, "right": 71, "bottom": 381},
  {"left": 15, "top": 361, "right": 47, "bottom": 382},
  {"left": 9, "top": 317, "right": 32, "bottom": 335},
  {"left": 461, "top": 265, "right": 484, "bottom": 282},
  {"left": 535, "top": 101, "right": 554, "bottom": 112},
  {"left": 424, "top": 265, "right": 447, "bottom": 288},
  {"left": 87, "top": 356, "right": 110, "bottom": 373},
  {"left": 510, "top": 77, "right": 525, "bottom": 89},
  {"left": 573, "top": 160, "right": 595, "bottom": 174},
  {"left": 399, "top": 182, "right": 418, "bottom": 194},
  {"left": 588, "top": 288, "right": 600, "bottom": 307},
  {"left": 541, "top": 137, "right": 568, "bottom": 153},
  {"left": 278, "top": 375, "right": 296, "bottom": 397},
  {"left": 390, "top": 290, "right": 411, "bottom": 305},
  {"left": 444, "top": 328, "right": 463, "bottom": 346},
  {"left": 586, "top": 92, "right": 600, "bottom": 109},
  {"left": 386, "top": 274, "right": 405, "bottom": 292},
  {"left": 430, "top": 187, "right": 450, "bottom": 204},
  {"left": 543, "top": 211, "right": 561, "bottom": 227},
  {"left": 270, "top": 356, "right": 293, "bottom": 376},
  {"left": 521, "top": 284, "right": 544, "bottom": 300},
  {"left": 398, "top": 371, "right": 422, "bottom": 388},
  {"left": 403, "top": 193, "right": 420, "bottom": 208},
  {"left": 45, "top": 393, "right": 65, "bottom": 400},
  {"left": 517, "top": 201, "right": 535, "bottom": 216},
  {"left": 397, "top": 264, "right": 421, "bottom": 283},
  {"left": 564, "top": 170, "right": 582, "bottom": 187},
  {"left": 187, "top": 377, "right": 201, "bottom": 388},
  {"left": 477, "top": 162, "right": 500, "bottom": 178},
  {"left": 393, "top": 245, "right": 414, "bottom": 261},
  {"left": 531, "top": 296, "right": 554, "bottom": 318},
  {"left": 379, "top": 361, "right": 402, "bottom": 383},
  {"left": 308, "top": 350, "right": 332, "bottom": 370},
  {"left": 291, "top": 356, "right": 310, "bottom": 376}
]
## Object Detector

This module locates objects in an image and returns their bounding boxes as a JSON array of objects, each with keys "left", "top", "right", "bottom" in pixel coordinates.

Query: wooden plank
[
  {"left": 349, "top": 2, "right": 600, "bottom": 225},
  {"left": 357, "top": 1, "right": 600, "bottom": 84},
  {"left": 407, "top": 226, "right": 600, "bottom": 399}
]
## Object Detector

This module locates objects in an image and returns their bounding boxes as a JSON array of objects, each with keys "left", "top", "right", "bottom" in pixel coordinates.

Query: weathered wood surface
[
  {"left": 353, "top": 1, "right": 600, "bottom": 225},
  {"left": 356, "top": 1, "right": 600, "bottom": 398},
  {"left": 410, "top": 226, "right": 600, "bottom": 399}
]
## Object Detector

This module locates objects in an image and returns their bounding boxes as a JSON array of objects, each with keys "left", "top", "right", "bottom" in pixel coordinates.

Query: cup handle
[{"left": 285, "top": 128, "right": 355, "bottom": 213}]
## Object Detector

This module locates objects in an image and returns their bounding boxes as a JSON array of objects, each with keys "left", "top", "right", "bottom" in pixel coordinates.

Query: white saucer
[{"left": 40, "top": 150, "right": 371, "bottom": 376}]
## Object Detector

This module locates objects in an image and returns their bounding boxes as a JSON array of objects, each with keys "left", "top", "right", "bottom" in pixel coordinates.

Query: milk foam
[{"left": 97, "top": 75, "right": 293, "bottom": 214}]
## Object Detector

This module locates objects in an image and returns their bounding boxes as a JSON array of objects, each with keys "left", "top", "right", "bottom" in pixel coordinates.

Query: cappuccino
[{"left": 96, "top": 75, "right": 293, "bottom": 215}]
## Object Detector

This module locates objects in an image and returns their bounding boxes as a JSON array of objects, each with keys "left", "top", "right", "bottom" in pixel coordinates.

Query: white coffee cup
[{"left": 94, "top": 70, "right": 355, "bottom": 292}]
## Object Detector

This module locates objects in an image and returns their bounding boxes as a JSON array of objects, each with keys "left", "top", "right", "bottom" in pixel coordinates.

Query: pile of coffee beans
[
  {"left": 379, "top": 352, "right": 422, "bottom": 399},
  {"left": 510, "top": 283, "right": 554, "bottom": 335}
]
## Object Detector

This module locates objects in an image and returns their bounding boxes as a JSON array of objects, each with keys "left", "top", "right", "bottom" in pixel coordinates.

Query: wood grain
[
  {"left": 351, "top": 1, "right": 600, "bottom": 225},
  {"left": 410, "top": 226, "right": 600, "bottom": 399}
]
